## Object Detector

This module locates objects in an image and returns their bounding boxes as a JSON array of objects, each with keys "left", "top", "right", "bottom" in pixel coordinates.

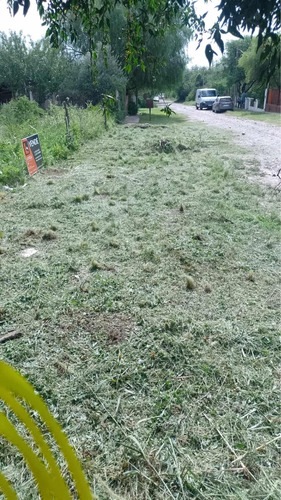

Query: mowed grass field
[{"left": 0, "top": 110, "right": 280, "bottom": 499}]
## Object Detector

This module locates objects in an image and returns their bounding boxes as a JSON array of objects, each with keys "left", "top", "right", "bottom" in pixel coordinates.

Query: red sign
[
  {"left": 22, "top": 134, "right": 43, "bottom": 176},
  {"left": 146, "top": 99, "right": 154, "bottom": 109}
]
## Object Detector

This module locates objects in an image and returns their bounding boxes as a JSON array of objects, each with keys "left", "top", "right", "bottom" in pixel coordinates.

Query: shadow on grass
[{"left": 139, "top": 108, "right": 187, "bottom": 125}]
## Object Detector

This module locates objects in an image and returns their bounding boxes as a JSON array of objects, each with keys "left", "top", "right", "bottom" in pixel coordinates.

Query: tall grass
[{"left": 0, "top": 97, "right": 106, "bottom": 186}]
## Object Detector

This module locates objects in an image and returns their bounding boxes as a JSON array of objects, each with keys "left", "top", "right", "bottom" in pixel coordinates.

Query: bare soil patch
[{"left": 60, "top": 311, "right": 136, "bottom": 344}]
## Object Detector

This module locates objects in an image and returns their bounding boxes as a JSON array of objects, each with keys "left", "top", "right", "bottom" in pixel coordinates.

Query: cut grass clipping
[{"left": 0, "top": 109, "right": 280, "bottom": 499}]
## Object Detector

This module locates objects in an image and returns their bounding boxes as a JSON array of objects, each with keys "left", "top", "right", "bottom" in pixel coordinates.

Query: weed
[
  {"left": 72, "top": 194, "right": 89, "bottom": 203},
  {"left": 247, "top": 271, "right": 255, "bottom": 282},
  {"left": 51, "top": 201, "right": 64, "bottom": 209},
  {"left": 24, "top": 229, "right": 36, "bottom": 237},
  {"left": 186, "top": 276, "right": 195, "bottom": 290},
  {"left": 91, "top": 221, "right": 99, "bottom": 231},
  {"left": 52, "top": 143, "right": 69, "bottom": 160},
  {"left": 42, "top": 231, "right": 57, "bottom": 241},
  {"left": 109, "top": 240, "right": 120, "bottom": 248},
  {"left": 26, "top": 202, "right": 46, "bottom": 209},
  {"left": 156, "top": 139, "right": 175, "bottom": 154},
  {"left": 89, "top": 259, "right": 104, "bottom": 271}
]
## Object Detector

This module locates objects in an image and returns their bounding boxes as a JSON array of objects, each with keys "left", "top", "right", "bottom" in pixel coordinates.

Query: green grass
[
  {"left": 0, "top": 97, "right": 107, "bottom": 187},
  {"left": 0, "top": 113, "right": 280, "bottom": 499},
  {"left": 139, "top": 107, "right": 186, "bottom": 125},
  {"left": 183, "top": 100, "right": 196, "bottom": 106},
  {"left": 231, "top": 109, "right": 281, "bottom": 126}
]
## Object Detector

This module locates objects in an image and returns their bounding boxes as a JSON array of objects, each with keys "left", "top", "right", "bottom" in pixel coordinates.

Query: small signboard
[
  {"left": 22, "top": 134, "right": 43, "bottom": 176},
  {"left": 146, "top": 99, "right": 154, "bottom": 109}
]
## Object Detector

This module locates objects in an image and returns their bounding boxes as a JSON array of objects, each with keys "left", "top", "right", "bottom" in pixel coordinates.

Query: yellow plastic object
[{"left": 0, "top": 360, "right": 94, "bottom": 499}]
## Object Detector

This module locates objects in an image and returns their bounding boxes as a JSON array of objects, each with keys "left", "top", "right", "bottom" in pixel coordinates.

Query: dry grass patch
[{"left": 59, "top": 311, "right": 135, "bottom": 344}]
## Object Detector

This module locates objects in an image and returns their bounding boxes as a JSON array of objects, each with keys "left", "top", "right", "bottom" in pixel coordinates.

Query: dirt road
[{"left": 172, "top": 103, "right": 281, "bottom": 187}]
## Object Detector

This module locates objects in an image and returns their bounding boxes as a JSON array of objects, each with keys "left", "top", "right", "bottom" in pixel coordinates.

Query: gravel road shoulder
[{"left": 172, "top": 103, "right": 281, "bottom": 187}]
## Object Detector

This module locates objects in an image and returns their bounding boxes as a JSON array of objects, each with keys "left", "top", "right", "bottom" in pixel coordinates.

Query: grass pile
[{"left": 0, "top": 110, "right": 280, "bottom": 498}]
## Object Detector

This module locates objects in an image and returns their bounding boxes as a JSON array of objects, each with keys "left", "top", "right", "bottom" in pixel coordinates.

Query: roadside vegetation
[
  {"left": 181, "top": 102, "right": 281, "bottom": 126},
  {"left": 0, "top": 97, "right": 106, "bottom": 187},
  {"left": 0, "top": 112, "right": 280, "bottom": 498},
  {"left": 183, "top": 100, "right": 196, "bottom": 107},
  {"left": 231, "top": 109, "right": 281, "bottom": 126}
]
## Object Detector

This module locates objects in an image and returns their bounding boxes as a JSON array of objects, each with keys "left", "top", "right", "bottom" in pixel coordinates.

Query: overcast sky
[{"left": 0, "top": 0, "right": 236, "bottom": 68}]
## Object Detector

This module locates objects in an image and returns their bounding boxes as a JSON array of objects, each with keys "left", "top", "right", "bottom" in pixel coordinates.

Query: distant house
[
  {"left": 265, "top": 88, "right": 281, "bottom": 113},
  {"left": 0, "top": 86, "right": 12, "bottom": 104}
]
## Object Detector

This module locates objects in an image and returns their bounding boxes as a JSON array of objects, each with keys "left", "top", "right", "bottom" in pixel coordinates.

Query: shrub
[
  {"left": 0, "top": 96, "right": 43, "bottom": 125},
  {"left": 128, "top": 101, "right": 138, "bottom": 116},
  {"left": 0, "top": 164, "right": 24, "bottom": 186},
  {"left": 51, "top": 144, "right": 69, "bottom": 160},
  {"left": 0, "top": 101, "right": 108, "bottom": 187},
  {"left": 138, "top": 97, "right": 147, "bottom": 108}
]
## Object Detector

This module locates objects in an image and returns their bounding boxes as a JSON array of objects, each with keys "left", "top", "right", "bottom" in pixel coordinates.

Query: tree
[
  {"left": 0, "top": 30, "right": 127, "bottom": 108},
  {"left": 26, "top": 39, "right": 71, "bottom": 105},
  {"left": 0, "top": 32, "right": 28, "bottom": 97},
  {"left": 126, "top": 25, "right": 190, "bottom": 98},
  {"left": 56, "top": 6, "right": 189, "bottom": 101},
  {"left": 0, "top": 32, "right": 75, "bottom": 105},
  {"left": 238, "top": 37, "right": 281, "bottom": 103},
  {"left": 239, "top": 37, "right": 281, "bottom": 90},
  {"left": 222, "top": 38, "right": 252, "bottom": 95},
  {"left": 7, "top": 0, "right": 281, "bottom": 70}
]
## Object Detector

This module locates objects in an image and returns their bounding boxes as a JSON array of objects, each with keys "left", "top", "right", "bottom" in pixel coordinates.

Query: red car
[{"left": 212, "top": 96, "right": 234, "bottom": 113}]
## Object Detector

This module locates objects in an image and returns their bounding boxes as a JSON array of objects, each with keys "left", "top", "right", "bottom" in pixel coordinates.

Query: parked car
[
  {"left": 196, "top": 88, "right": 217, "bottom": 109},
  {"left": 212, "top": 96, "right": 234, "bottom": 113},
  {"left": 153, "top": 96, "right": 160, "bottom": 102}
]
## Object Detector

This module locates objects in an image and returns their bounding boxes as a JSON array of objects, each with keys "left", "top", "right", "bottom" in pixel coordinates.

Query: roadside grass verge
[
  {"left": 0, "top": 97, "right": 106, "bottom": 187},
  {"left": 0, "top": 113, "right": 280, "bottom": 499},
  {"left": 183, "top": 100, "right": 196, "bottom": 106},
  {"left": 231, "top": 109, "right": 281, "bottom": 126},
  {"left": 139, "top": 107, "right": 186, "bottom": 125}
]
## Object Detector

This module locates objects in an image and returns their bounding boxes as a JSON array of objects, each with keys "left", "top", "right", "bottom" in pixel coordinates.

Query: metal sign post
[{"left": 146, "top": 99, "right": 154, "bottom": 122}]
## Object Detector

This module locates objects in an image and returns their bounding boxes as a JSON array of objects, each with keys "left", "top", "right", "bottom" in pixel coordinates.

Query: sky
[
  {"left": 0, "top": 0, "right": 236, "bottom": 68},
  {"left": 0, "top": 0, "right": 45, "bottom": 40},
  {"left": 186, "top": 0, "right": 236, "bottom": 67}
]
